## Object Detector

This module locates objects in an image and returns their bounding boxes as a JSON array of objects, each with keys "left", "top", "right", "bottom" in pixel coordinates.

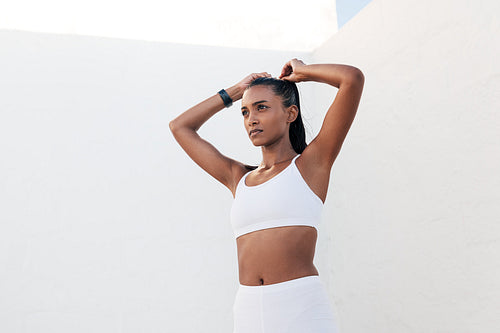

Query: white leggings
[{"left": 233, "top": 275, "right": 338, "bottom": 333}]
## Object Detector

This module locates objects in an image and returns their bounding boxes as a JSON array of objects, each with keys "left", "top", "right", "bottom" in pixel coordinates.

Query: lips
[{"left": 249, "top": 129, "right": 263, "bottom": 136}]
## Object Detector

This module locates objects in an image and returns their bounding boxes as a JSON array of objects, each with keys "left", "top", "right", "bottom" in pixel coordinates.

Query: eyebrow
[{"left": 241, "top": 100, "right": 269, "bottom": 110}]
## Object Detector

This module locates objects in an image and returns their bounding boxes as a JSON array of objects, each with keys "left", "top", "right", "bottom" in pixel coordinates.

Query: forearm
[
  {"left": 297, "top": 64, "right": 364, "bottom": 89},
  {"left": 169, "top": 85, "right": 244, "bottom": 132}
]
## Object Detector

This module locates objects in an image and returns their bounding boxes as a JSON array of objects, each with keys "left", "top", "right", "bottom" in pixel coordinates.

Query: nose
[{"left": 248, "top": 113, "right": 258, "bottom": 126}]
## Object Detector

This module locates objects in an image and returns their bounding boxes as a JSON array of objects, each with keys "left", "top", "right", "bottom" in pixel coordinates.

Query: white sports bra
[{"left": 230, "top": 154, "right": 324, "bottom": 239}]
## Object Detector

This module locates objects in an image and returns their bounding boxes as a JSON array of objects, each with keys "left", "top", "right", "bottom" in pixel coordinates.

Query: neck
[{"left": 259, "top": 147, "right": 297, "bottom": 169}]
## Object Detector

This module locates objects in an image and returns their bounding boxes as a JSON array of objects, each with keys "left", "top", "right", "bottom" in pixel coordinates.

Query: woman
[{"left": 169, "top": 59, "right": 364, "bottom": 333}]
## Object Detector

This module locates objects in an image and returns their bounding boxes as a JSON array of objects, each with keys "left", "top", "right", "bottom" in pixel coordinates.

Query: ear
[{"left": 286, "top": 105, "right": 299, "bottom": 123}]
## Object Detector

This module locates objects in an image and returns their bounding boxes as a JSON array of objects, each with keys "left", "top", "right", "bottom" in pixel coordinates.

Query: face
[{"left": 241, "top": 85, "right": 297, "bottom": 146}]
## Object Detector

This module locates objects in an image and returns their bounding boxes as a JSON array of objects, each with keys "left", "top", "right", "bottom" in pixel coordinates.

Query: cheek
[{"left": 270, "top": 113, "right": 288, "bottom": 127}]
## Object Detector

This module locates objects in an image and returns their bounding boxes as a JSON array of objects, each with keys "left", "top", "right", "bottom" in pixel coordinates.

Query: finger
[
  {"left": 279, "top": 65, "right": 291, "bottom": 79},
  {"left": 279, "top": 61, "right": 291, "bottom": 77},
  {"left": 279, "top": 71, "right": 291, "bottom": 80},
  {"left": 282, "top": 73, "right": 299, "bottom": 82}
]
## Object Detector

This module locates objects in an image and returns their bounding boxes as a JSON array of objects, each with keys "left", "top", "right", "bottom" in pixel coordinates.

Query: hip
[{"left": 233, "top": 275, "right": 338, "bottom": 333}]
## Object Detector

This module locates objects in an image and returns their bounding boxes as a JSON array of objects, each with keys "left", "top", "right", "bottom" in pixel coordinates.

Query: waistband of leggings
[{"left": 238, "top": 275, "right": 321, "bottom": 293}]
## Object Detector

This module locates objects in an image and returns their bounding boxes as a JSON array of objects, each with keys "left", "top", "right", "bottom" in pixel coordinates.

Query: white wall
[
  {"left": 313, "top": 0, "right": 500, "bottom": 332},
  {"left": 0, "top": 30, "right": 315, "bottom": 332}
]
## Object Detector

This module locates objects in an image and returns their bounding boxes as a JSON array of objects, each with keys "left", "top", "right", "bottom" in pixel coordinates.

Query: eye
[
  {"left": 241, "top": 110, "right": 248, "bottom": 116},
  {"left": 257, "top": 104, "right": 268, "bottom": 110}
]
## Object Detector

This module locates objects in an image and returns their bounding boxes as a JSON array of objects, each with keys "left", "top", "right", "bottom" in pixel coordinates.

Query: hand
[
  {"left": 279, "top": 58, "right": 307, "bottom": 82},
  {"left": 235, "top": 72, "right": 272, "bottom": 91}
]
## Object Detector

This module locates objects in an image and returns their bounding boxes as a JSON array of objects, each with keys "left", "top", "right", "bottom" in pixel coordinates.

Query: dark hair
[{"left": 246, "top": 77, "right": 308, "bottom": 154}]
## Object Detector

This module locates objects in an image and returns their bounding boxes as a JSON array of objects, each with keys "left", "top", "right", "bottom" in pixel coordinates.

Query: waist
[
  {"left": 238, "top": 274, "right": 322, "bottom": 291},
  {"left": 236, "top": 226, "right": 318, "bottom": 285}
]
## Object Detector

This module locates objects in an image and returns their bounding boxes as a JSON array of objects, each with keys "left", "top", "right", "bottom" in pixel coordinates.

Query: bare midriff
[{"left": 236, "top": 225, "right": 319, "bottom": 286}]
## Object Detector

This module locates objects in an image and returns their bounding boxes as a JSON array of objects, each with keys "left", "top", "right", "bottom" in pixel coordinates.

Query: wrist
[
  {"left": 226, "top": 85, "right": 244, "bottom": 101},
  {"left": 294, "top": 65, "right": 310, "bottom": 82}
]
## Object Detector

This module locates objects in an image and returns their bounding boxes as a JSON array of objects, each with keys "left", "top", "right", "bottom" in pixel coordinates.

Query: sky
[
  {"left": 0, "top": 0, "right": 372, "bottom": 51},
  {"left": 336, "top": 0, "right": 373, "bottom": 28}
]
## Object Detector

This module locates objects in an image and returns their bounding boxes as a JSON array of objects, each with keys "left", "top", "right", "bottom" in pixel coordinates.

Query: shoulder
[
  {"left": 296, "top": 145, "right": 333, "bottom": 175},
  {"left": 229, "top": 161, "right": 257, "bottom": 197},
  {"left": 294, "top": 147, "right": 333, "bottom": 204}
]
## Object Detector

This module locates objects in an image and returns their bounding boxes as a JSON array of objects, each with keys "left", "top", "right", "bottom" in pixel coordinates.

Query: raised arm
[
  {"left": 280, "top": 59, "right": 365, "bottom": 168},
  {"left": 169, "top": 72, "right": 271, "bottom": 194}
]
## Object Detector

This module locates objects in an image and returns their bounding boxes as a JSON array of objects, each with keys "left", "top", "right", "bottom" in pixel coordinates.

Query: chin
[{"left": 250, "top": 139, "right": 263, "bottom": 146}]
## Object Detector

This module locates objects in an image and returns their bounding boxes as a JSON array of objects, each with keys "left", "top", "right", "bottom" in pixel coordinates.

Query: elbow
[
  {"left": 342, "top": 68, "right": 364, "bottom": 89},
  {"left": 169, "top": 120, "right": 178, "bottom": 132},
  {"left": 351, "top": 68, "right": 365, "bottom": 85},
  {"left": 169, "top": 119, "right": 199, "bottom": 133}
]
